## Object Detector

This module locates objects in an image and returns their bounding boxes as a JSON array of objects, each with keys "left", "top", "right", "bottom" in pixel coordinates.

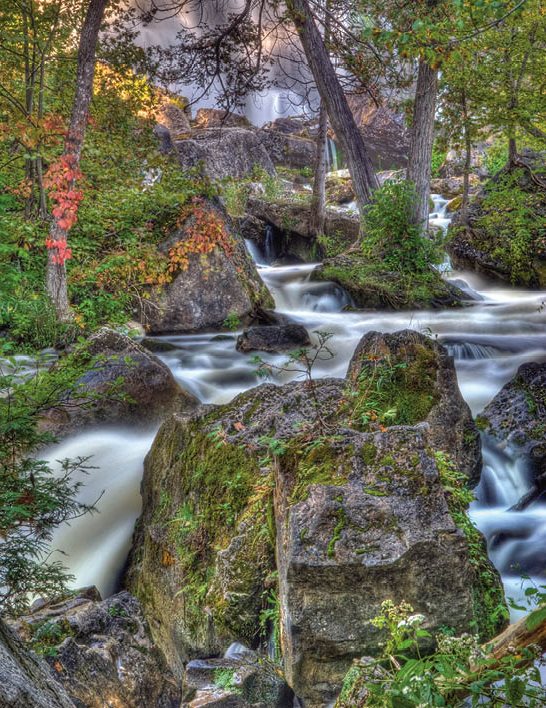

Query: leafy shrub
[
  {"left": 484, "top": 140, "right": 509, "bottom": 175},
  {"left": 475, "top": 169, "right": 544, "bottom": 283},
  {"left": 0, "top": 295, "right": 78, "bottom": 351},
  {"left": 361, "top": 180, "right": 442, "bottom": 273},
  {"left": 431, "top": 146, "right": 447, "bottom": 178}
]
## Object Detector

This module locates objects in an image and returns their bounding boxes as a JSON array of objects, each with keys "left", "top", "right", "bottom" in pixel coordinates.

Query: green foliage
[
  {"left": 214, "top": 668, "right": 240, "bottom": 693},
  {"left": 0, "top": 356, "right": 100, "bottom": 615},
  {"left": 431, "top": 147, "right": 447, "bottom": 178},
  {"left": 222, "top": 311, "right": 241, "bottom": 331},
  {"left": 474, "top": 169, "right": 544, "bottom": 284},
  {"left": 0, "top": 294, "right": 78, "bottom": 351},
  {"left": 435, "top": 451, "right": 508, "bottom": 639},
  {"left": 362, "top": 180, "right": 442, "bottom": 273},
  {"left": 345, "top": 346, "right": 439, "bottom": 431},
  {"left": 337, "top": 599, "right": 544, "bottom": 707},
  {"left": 259, "top": 588, "right": 281, "bottom": 662},
  {"left": 484, "top": 141, "right": 509, "bottom": 175},
  {"left": 29, "top": 618, "right": 73, "bottom": 657}
]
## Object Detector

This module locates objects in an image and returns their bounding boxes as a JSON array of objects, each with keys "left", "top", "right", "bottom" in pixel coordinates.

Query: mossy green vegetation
[
  {"left": 286, "top": 440, "right": 349, "bottom": 505},
  {"left": 435, "top": 450, "right": 508, "bottom": 640},
  {"left": 149, "top": 418, "right": 276, "bottom": 646},
  {"left": 345, "top": 346, "right": 439, "bottom": 431},
  {"left": 319, "top": 255, "right": 460, "bottom": 310},
  {"left": 448, "top": 166, "right": 546, "bottom": 287},
  {"left": 0, "top": 66, "right": 208, "bottom": 350}
]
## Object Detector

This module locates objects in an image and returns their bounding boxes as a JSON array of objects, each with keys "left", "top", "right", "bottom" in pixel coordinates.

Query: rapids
[{"left": 44, "top": 194, "right": 545, "bottom": 625}]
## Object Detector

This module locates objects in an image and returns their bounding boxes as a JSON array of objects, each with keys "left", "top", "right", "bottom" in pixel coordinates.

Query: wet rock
[
  {"left": 176, "top": 128, "right": 275, "bottom": 181},
  {"left": 325, "top": 174, "right": 355, "bottom": 205},
  {"left": 347, "top": 330, "right": 482, "bottom": 485},
  {"left": 0, "top": 618, "right": 74, "bottom": 707},
  {"left": 479, "top": 362, "right": 546, "bottom": 508},
  {"left": 193, "top": 109, "right": 251, "bottom": 129},
  {"left": 430, "top": 175, "right": 480, "bottom": 198},
  {"left": 10, "top": 591, "right": 181, "bottom": 708},
  {"left": 246, "top": 197, "right": 359, "bottom": 260},
  {"left": 275, "top": 426, "right": 486, "bottom": 705},
  {"left": 40, "top": 328, "right": 197, "bottom": 435},
  {"left": 141, "top": 199, "right": 274, "bottom": 334},
  {"left": 258, "top": 129, "right": 317, "bottom": 170},
  {"left": 347, "top": 96, "right": 410, "bottom": 170},
  {"left": 438, "top": 145, "right": 490, "bottom": 179},
  {"left": 183, "top": 654, "right": 293, "bottom": 707},
  {"left": 157, "top": 100, "right": 192, "bottom": 138},
  {"left": 128, "top": 330, "right": 502, "bottom": 705},
  {"left": 140, "top": 337, "right": 179, "bottom": 353},
  {"left": 236, "top": 324, "right": 310, "bottom": 354}
]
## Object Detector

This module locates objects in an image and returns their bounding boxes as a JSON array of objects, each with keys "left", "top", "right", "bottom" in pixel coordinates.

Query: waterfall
[{"left": 264, "top": 224, "right": 276, "bottom": 263}]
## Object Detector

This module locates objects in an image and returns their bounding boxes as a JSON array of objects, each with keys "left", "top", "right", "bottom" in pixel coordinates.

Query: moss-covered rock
[
  {"left": 312, "top": 253, "right": 465, "bottom": 310},
  {"left": 142, "top": 198, "right": 274, "bottom": 334},
  {"left": 347, "top": 330, "right": 482, "bottom": 485},
  {"left": 127, "top": 332, "right": 504, "bottom": 704},
  {"left": 447, "top": 157, "right": 546, "bottom": 287}
]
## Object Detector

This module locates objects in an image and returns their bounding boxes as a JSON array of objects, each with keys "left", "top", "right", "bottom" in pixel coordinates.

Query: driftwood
[{"left": 484, "top": 605, "right": 546, "bottom": 664}]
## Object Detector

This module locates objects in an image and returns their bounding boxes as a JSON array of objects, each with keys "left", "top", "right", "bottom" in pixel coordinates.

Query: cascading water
[{"left": 36, "top": 189, "right": 545, "bottom": 647}]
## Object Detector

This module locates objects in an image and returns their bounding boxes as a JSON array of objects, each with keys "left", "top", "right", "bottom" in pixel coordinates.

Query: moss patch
[
  {"left": 286, "top": 440, "right": 349, "bottom": 505},
  {"left": 344, "top": 345, "right": 440, "bottom": 431},
  {"left": 154, "top": 421, "right": 275, "bottom": 643},
  {"left": 435, "top": 451, "right": 508, "bottom": 640},
  {"left": 316, "top": 254, "right": 462, "bottom": 310}
]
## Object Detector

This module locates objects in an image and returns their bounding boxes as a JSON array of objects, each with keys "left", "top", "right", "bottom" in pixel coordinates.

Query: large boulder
[
  {"left": 141, "top": 198, "right": 274, "bottom": 334},
  {"left": 347, "top": 96, "right": 410, "bottom": 170},
  {"left": 176, "top": 128, "right": 275, "bottom": 181},
  {"left": 127, "top": 331, "right": 503, "bottom": 704},
  {"left": 347, "top": 330, "right": 481, "bottom": 485},
  {"left": 193, "top": 108, "right": 251, "bottom": 129},
  {"left": 479, "top": 362, "right": 546, "bottom": 509},
  {"left": 447, "top": 156, "right": 546, "bottom": 287},
  {"left": 245, "top": 197, "right": 360, "bottom": 261},
  {"left": 0, "top": 618, "right": 74, "bottom": 708},
  {"left": 10, "top": 590, "right": 181, "bottom": 707},
  {"left": 258, "top": 129, "right": 317, "bottom": 170},
  {"left": 312, "top": 253, "right": 465, "bottom": 310},
  {"left": 40, "top": 328, "right": 197, "bottom": 436}
]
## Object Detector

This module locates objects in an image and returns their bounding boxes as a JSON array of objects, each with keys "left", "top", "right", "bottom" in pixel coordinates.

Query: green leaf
[{"left": 525, "top": 606, "right": 546, "bottom": 632}]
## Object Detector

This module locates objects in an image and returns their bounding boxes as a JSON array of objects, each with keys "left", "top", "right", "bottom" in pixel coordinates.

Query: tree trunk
[
  {"left": 46, "top": 0, "right": 108, "bottom": 321},
  {"left": 508, "top": 134, "right": 518, "bottom": 166},
  {"left": 309, "top": 102, "right": 328, "bottom": 237},
  {"left": 407, "top": 59, "right": 438, "bottom": 230},
  {"left": 287, "top": 0, "right": 378, "bottom": 213},
  {"left": 460, "top": 91, "right": 471, "bottom": 224}
]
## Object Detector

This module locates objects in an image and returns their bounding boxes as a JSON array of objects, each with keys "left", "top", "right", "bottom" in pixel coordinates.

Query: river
[{"left": 44, "top": 195, "right": 546, "bottom": 627}]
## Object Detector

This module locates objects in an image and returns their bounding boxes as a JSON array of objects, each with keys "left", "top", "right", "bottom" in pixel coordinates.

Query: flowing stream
[{"left": 45, "top": 195, "right": 545, "bottom": 626}]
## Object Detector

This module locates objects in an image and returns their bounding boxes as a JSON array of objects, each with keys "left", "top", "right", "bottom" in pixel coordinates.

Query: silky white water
[{"left": 40, "top": 192, "right": 545, "bottom": 626}]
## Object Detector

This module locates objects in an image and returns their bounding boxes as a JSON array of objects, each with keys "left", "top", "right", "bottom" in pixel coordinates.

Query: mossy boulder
[
  {"left": 447, "top": 157, "right": 546, "bottom": 287},
  {"left": 347, "top": 330, "right": 482, "bottom": 485},
  {"left": 141, "top": 198, "right": 274, "bottom": 334},
  {"left": 9, "top": 590, "right": 180, "bottom": 708},
  {"left": 312, "top": 253, "right": 465, "bottom": 310},
  {"left": 128, "top": 332, "right": 504, "bottom": 704},
  {"left": 39, "top": 328, "right": 198, "bottom": 437},
  {"left": 0, "top": 618, "right": 74, "bottom": 708}
]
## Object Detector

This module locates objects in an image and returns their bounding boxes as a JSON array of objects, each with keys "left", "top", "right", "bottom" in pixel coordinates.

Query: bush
[
  {"left": 0, "top": 357, "right": 98, "bottom": 615},
  {"left": 361, "top": 180, "right": 442, "bottom": 273},
  {"left": 0, "top": 295, "right": 78, "bottom": 351}
]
